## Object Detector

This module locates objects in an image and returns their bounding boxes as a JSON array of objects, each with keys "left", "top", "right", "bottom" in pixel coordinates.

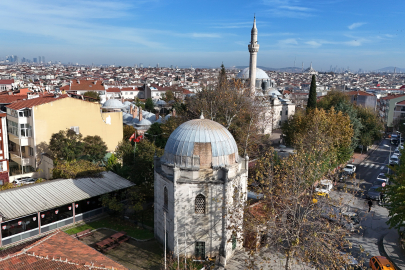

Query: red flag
[
  {"left": 135, "top": 135, "right": 143, "bottom": 143},
  {"left": 129, "top": 133, "right": 136, "bottom": 142}
]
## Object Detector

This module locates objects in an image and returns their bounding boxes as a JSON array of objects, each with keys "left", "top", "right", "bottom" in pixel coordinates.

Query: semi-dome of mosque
[
  {"left": 237, "top": 67, "right": 269, "bottom": 80},
  {"left": 102, "top": 99, "right": 125, "bottom": 109},
  {"left": 162, "top": 118, "right": 239, "bottom": 169}
]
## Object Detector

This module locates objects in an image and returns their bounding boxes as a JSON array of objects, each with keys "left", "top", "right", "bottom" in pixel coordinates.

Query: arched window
[
  {"left": 164, "top": 187, "right": 168, "bottom": 211},
  {"left": 195, "top": 194, "right": 206, "bottom": 214}
]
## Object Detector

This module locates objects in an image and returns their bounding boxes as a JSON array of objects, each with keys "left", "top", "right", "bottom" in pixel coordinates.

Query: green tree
[
  {"left": 145, "top": 98, "right": 154, "bottom": 111},
  {"left": 218, "top": 63, "right": 227, "bottom": 88},
  {"left": 123, "top": 125, "right": 136, "bottom": 141},
  {"left": 134, "top": 98, "right": 145, "bottom": 110},
  {"left": 82, "top": 91, "right": 100, "bottom": 101},
  {"left": 281, "top": 108, "right": 353, "bottom": 166},
  {"left": 386, "top": 151, "right": 405, "bottom": 230},
  {"left": 83, "top": 135, "right": 108, "bottom": 162},
  {"left": 356, "top": 106, "right": 384, "bottom": 148},
  {"left": 242, "top": 148, "right": 357, "bottom": 270},
  {"left": 49, "top": 129, "right": 83, "bottom": 161},
  {"left": 306, "top": 75, "right": 317, "bottom": 111},
  {"left": 52, "top": 160, "right": 105, "bottom": 179},
  {"left": 162, "top": 90, "right": 175, "bottom": 102}
]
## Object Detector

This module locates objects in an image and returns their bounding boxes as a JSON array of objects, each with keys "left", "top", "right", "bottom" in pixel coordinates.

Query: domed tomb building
[{"left": 154, "top": 116, "right": 248, "bottom": 263}]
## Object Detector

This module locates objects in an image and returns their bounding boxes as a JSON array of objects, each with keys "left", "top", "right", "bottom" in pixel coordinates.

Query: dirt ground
[{"left": 79, "top": 228, "right": 163, "bottom": 270}]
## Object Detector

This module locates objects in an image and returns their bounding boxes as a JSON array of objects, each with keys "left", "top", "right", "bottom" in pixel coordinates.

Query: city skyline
[{"left": 1, "top": 0, "right": 404, "bottom": 70}]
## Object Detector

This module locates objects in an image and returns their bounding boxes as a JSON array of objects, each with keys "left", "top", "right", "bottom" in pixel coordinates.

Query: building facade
[
  {"left": 154, "top": 117, "right": 248, "bottom": 264},
  {"left": 6, "top": 96, "right": 123, "bottom": 175},
  {"left": 0, "top": 111, "right": 9, "bottom": 184}
]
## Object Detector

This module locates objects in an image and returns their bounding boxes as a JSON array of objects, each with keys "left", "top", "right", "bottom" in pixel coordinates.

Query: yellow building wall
[{"left": 33, "top": 97, "right": 123, "bottom": 153}]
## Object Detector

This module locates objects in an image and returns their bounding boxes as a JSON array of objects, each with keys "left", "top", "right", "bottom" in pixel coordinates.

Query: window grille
[
  {"left": 164, "top": 187, "right": 168, "bottom": 211},
  {"left": 70, "top": 126, "right": 80, "bottom": 134},
  {"left": 195, "top": 194, "right": 205, "bottom": 214},
  {"left": 195, "top": 242, "right": 205, "bottom": 259},
  {"left": 232, "top": 233, "right": 237, "bottom": 250}
]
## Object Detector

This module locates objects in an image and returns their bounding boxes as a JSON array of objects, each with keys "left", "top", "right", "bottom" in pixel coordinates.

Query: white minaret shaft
[{"left": 248, "top": 16, "right": 259, "bottom": 95}]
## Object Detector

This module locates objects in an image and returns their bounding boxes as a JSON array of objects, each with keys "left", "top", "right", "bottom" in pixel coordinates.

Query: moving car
[
  {"left": 343, "top": 164, "right": 356, "bottom": 175},
  {"left": 369, "top": 256, "right": 395, "bottom": 270},
  {"left": 380, "top": 165, "right": 390, "bottom": 175},
  {"left": 377, "top": 173, "right": 388, "bottom": 183},
  {"left": 315, "top": 179, "right": 333, "bottom": 197},
  {"left": 373, "top": 179, "right": 387, "bottom": 187},
  {"left": 366, "top": 186, "right": 382, "bottom": 201},
  {"left": 389, "top": 155, "right": 399, "bottom": 166}
]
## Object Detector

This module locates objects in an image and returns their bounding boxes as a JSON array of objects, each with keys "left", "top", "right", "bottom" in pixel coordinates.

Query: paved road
[{"left": 331, "top": 138, "right": 398, "bottom": 268}]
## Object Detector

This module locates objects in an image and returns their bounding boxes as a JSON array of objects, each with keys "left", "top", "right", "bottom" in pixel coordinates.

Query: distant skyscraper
[
  {"left": 140, "top": 63, "right": 143, "bottom": 68},
  {"left": 157, "top": 63, "right": 159, "bottom": 68},
  {"left": 170, "top": 65, "right": 173, "bottom": 69},
  {"left": 248, "top": 16, "right": 259, "bottom": 94},
  {"left": 33, "top": 58, "right": 37, "bottom": 63}
]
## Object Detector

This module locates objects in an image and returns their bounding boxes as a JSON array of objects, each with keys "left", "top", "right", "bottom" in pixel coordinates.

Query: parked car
[
  {"left": 373, "top": 179, "right": 388, "bottom": 187},
  {"left": 389, "top": 155, "right": 399, "bottom": 166},
  {"left": 14, "top": 177, "right": 36, "bottom": 185},
  {"left": 315, "top": 179, "right": 333, "bottom": 197},
  {"left": 377, "top": 173, "right": 388, "bottom": 182},
  {"left": 394, "top": 149, "right": 401, "bottom": 156},
  {"left": 366, "top": 186, "right": 382, "bottom": 201},
  {"left": 369, "top": 256, "right": 395, "bottom": 270},
  {"left": 396, "top": 145, "right": 404, "bottom": 151},
  {"left": 343, "top": 164, "right": 356, "bottom": 175}
]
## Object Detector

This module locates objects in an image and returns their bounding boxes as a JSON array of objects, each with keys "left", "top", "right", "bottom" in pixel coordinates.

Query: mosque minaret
[{"left": 248, "top": 16, "right": 259, "bottom": 94}]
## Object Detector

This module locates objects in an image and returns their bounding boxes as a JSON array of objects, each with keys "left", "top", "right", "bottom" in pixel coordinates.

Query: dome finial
[{"left": 200, "top": 112, "right": 204, "bottom": 119}]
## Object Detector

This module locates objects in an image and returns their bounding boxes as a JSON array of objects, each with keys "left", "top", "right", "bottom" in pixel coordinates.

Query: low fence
[{"left": 1, "top": 208, "right": 104, "bottom": 247}]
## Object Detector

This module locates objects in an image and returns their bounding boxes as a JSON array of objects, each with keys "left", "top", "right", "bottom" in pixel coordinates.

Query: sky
[{"left": 0, "top": 0, "right": 404, "bottom": 70}]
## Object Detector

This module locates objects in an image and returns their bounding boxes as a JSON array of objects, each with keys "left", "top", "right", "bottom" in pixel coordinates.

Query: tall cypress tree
[
  {"left": 307, "top": 75, "right": 317, "bottom": 111},
  {"left": 218, "top": 63, "right": 227, "bottom": 87}
]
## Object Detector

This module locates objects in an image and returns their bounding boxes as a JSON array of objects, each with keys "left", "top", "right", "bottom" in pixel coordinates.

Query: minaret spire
[{"left": 248, "top": 15, "right": 259, "bottom": 96}]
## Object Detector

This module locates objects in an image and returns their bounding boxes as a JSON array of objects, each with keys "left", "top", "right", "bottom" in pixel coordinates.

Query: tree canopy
[
  {"left": 145, "top": 98, "right": 154, "bottom": 111},
  {"left": 82, "top": 91, "right": 100, "bottom": 101},
  {"left": 49, "top": 129, "right": 107, "bottom": 162}
]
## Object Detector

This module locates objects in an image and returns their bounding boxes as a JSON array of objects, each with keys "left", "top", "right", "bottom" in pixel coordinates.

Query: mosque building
[
  {"left": 154, "top": 115, "right": 248, "bottom": 264},
  {"left": 237, "top": 17, "right": 296, "bottom": 135}
]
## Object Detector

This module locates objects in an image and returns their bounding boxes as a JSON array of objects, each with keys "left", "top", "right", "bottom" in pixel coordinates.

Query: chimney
[
  {"left": 130, "top": 106, "right": 133, "bottom": 115},
  {"left": 133, "top": 106, "right": 138, "bottom": 119},
  {"left": 172, "top": 108, "right": 176, "bottom": 117},
  {"left": 139, "top": 107, "right": 143, "bottom": 121},
  {"left": 77, "top": 80, "right": 80, "bottom": 84},
  {"left": 155, "top": 111, "right": 159, "bottom": 121},
  {"left": 121, "top": 97, "right": 124, "bottom": 103}
]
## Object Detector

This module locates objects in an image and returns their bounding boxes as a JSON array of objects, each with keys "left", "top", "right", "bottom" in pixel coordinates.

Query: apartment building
[
  {"left": 0, "top": 111, "right": 9, "bottom": 184},
  {"left": 6, "top": 95, "right": 123, "bottom": 175}
]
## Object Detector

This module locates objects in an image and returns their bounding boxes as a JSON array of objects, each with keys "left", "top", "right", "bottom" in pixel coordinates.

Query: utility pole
[{"left": 164, "top": 211, "right": 166, "bottom": 270}]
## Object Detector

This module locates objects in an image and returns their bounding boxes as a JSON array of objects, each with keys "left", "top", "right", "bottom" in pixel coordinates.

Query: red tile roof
[
  {"left": 60, "top": 80, "right": 105, "bottom": 91},
  {"left": 0, "top": 79, "right": 14, "bottom": 84},
  {"left": 396, "top": 100, "right": 405, "bottom": 105},
  {"left": 0, "top": 95, "right": 27, "bottom": 104},
  {"left": 380, "top": 94, "right": 405, "bottom": 100},
  {"left": 6, "top": 95, "right": 68, "bottom": 110},
  {"left": 346, "top": 90, "right": 374, "bottom": 96},
  {"left": 0, "top": 230, "right": 127, "bottom": 270},
  {"left": 106, "top": 88, "right": 121, "bottom": 93}
]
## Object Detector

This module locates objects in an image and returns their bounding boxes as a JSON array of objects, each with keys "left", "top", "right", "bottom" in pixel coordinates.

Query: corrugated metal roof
[{"left": 0, "top": 172, "right": 134, "bottom": 221}]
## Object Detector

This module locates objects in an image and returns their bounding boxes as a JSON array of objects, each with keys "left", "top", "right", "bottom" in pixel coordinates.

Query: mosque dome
[
  {"left": 102, "top": 99, "right": 125, "bottom": 109},
  {"left": 236, "top": 67, "right": 269, "bottom": 80},
  {"left": 162, "top": 118, "right": 239, "bottom": 169}
]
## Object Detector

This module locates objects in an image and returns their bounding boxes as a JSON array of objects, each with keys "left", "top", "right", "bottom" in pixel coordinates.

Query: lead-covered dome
[
  {"left": 162, "top": 119, "right": 239, "bottom": 169},
  {"left": 237, "top": 67, "right": 269, "bottom": 80}
]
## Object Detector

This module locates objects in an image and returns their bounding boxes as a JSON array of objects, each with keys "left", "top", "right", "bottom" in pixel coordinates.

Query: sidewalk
[
  {"left": 351, "top": 141, "right": 381, "bottom": 165},
  {"left": 383, "top": 230, "right": 405, "bottom": 270}
]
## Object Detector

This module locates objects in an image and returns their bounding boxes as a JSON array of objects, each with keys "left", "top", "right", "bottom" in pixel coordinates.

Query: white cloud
[
  {"left": 348, "top": 22, "right": 366, "bottom": 30},
  {"left": 305, "top": 41, "right": 323, "bottom": 47},
  {"left": 263, "top": 0, "right": 315, "bottom": 18},
  {"left": 278, "top": 38, "right": 298, "bottom": 45}
]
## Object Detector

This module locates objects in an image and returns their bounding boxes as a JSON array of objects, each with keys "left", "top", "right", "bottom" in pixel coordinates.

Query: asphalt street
[{"left": 331, "top": 138, "right": 399, "bottom": 269}]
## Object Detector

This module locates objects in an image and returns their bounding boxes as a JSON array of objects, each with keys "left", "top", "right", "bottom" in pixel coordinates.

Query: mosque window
[
  {"left": 195, "top": 242, "right": 205, "bottom": 259},
  {"left": 195, "top": 194, "right": 205, "bottom": 214},
  {"left": 164, "top": 187, "right": 168, "bottom": 211}
]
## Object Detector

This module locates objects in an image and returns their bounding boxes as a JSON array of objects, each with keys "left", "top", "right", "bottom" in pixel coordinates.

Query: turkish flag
[
  {"left": 135, "top": 135, "right": 143, "bottom": 143},
  {"left": 129, "top": 133, "right": 136, "bottom": 142}
]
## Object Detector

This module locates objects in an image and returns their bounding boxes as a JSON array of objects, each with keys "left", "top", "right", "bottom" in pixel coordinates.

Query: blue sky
[{"left": 1, "top": 0, "right": 404, "bottom": 70}]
